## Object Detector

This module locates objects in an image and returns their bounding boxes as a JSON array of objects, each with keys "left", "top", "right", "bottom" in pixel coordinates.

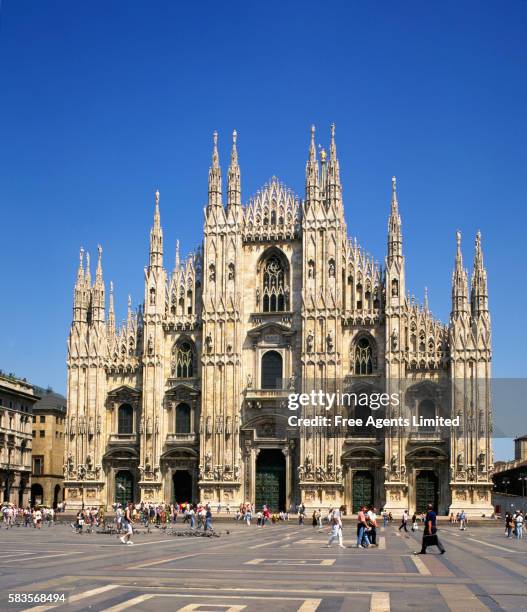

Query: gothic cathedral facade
[{"left": 64, "top": 126, "right": 494, "bottom": 516}]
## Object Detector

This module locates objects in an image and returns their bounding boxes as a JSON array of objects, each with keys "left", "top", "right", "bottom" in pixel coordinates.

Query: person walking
[
  {"left": 398, "top": 510, "right": 409, "bottom": 533},
  {"left": 356, "top": 505, "right": 370, "bottom": 548},
  {"left": 367, "top": 506, "right": 378, "bottom": 546},
  {"left": 459, "top": 510, "right": 467, "bottom": 531},
  {"left": 505, "top": 512, "right": 513, "bottom": 538},
  {"left": 120, "top": 503, "right": 134, "bottom": 545},
  {"left": 514, "top": 511, "right": 523, "bottom": 540},
  {"left": 411, "top": 513, "right": 418, "bottom": 532},
  {"left": 205, "top": 505, "right": 212, "bottom": 531},
  {"left": 327, "top": 508, "right": 345, "bottom": 549},
  {"left": 415, "top": 503, "right": 445, "bottom": 555}
]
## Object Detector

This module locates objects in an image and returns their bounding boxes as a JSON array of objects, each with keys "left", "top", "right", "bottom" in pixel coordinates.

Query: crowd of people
[
  {"left": 504, "top": 510, "right": 524, "bottom": 539},
  {"left": 5, "top": 496, "right": 524, "bottom": 554},
  {"left": 2, "top": 504, "right": 56, "bottom": 528}
]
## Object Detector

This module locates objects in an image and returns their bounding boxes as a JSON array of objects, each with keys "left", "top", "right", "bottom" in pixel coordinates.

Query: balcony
[
  {"left": 408, "top": 428, "right": 445, "bottom": 443},
  {"left": 243, "top": 388, "right": 291, "bottom": 409},
  {"left": 165, "top": 433, "right": 197, "bottom": 445},
  {"left": 108, "top": 433, "right": 138, "bottom": 446}
]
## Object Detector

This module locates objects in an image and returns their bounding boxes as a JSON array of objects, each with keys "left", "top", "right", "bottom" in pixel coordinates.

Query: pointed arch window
[
  {"left": 172, "top": 340, "right": 194, "bottom": 378},
  {"left": 262, "top": 254, "right": 289, "bottom": 312},
  {"left": 354, "top": 337, "right": 374, "bottom": 375}
]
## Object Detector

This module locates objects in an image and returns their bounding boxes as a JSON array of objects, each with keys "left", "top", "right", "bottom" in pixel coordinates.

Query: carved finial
[
  {"left": 128, "top": 294, "right": 132, "bottom": 309},
  {"left": 424, "top": 286, "right": 429, "bottom": 311},
  {"left": 175, "top": 239, "right": 180, "bottom": 268},
  {"left": 110, "top": 280, "right": 114, "bottom": 293},
  {"left": 331, "top": 122, "right": 335, "bottom": 139},
  {"left": 213, "top": 130, "right": 218, "bottom": 147},
  {"left": 232, "top": 129, "right": 237, "bottom": 144},
  {"left": 320, "top": 147, "right": 327, "bottom": 162},
  {"left": 155, "top": 190, "right": 160, "bottom": 205},
  {"left": 79, "top": 247, "right": 84, "bottom": 266}
]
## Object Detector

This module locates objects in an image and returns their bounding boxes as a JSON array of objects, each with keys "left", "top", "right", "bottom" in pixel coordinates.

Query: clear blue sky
[{"left": 1, "top": 2, "right": 525, "bottom": 459}]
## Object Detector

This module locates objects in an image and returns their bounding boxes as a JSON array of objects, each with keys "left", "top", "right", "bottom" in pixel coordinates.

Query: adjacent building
[
  {"left": 31, "top": 388, "right": 67, "bottom": 507},
  {"left": 64, "top": 126, "right": 494, "bottom": 516},
  {"left": 0, "top": 373, "right": 39, "bottom": 506}
]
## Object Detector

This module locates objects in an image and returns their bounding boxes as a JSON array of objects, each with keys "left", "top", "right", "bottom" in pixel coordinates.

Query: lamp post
[{"left": 502, "top": 478, "right": 510, "bottom": 494}]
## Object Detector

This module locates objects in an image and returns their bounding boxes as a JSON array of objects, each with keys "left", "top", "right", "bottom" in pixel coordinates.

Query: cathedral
[{"left": 64, "top": 126, "right": 494, "bottom": 516}]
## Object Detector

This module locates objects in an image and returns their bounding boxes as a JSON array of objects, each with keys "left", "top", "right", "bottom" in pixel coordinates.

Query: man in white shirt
[
  {"left": 367, "top": 506, "right": 378, "bottom": 546},
  {"left": 327, "top": 508, "right": 345, "bottom": 549}
]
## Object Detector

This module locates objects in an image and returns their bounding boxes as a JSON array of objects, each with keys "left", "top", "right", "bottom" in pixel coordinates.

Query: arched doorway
[
  {"left": 172, "top": 471, "right": 193, "bottom": 504},
  {"left": 115, "top": 470, "right": 134, "bottom": 506},
  {"left": 255, "top": 449, "right": 286, "bottom": 511},
  {"left": 261, "top": 351, "right": 283, "bottom": 389},
  {"left": 53, "top": 484, "right": 61, "bottom": 508},
  {"left": 352, "top": 471, "right": 374, "bottom": 512},
  {"left": 415, "top": 471, "right": 439, "bottom": 513},
  {"left": 31, "top": 483, "right": 44, "bottom": 507}
]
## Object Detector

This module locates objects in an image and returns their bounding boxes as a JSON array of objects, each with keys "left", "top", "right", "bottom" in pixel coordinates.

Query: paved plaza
[{"left": 0, "top": 520, "right": 525, "bottom": 611}]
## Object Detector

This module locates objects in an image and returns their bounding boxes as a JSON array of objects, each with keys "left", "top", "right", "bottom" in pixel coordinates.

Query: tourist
[
  {"left": 205, "top": 505, "right": 213, "bottom": 531},
  {"left": 505, "top": 512, "right": 513, "bottom": 538},
  {"left": 415, "top": 503, "right": 445, "bottom": 555},
  {"left": 514, "top": 511, "right": 523, "bottom": 540},
  {"left": 327, "top": 508, "right": 345, "bottom": 549},
  {"left": 120, "top": 502, "right": 134, "bottom": 545},
  {"left": 367, "top": 506, "right": 378, "bottom": 546},
  {"left": 356, "top": 504, "right": 370, "bottom": 548},
  {"left": 398, "top": 510, "right": 409, "bottom": 533},
  {"left": 459, "top": 509, "right": 467, "bottom": 531}
]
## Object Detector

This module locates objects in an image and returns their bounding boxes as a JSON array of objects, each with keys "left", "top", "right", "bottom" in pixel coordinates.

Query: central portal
[
  {"left": 172, "top": 470, "right": 193, "bottom": 504},
  {"left": 255, "top": 449, "right": 286, "bottom": 511}
]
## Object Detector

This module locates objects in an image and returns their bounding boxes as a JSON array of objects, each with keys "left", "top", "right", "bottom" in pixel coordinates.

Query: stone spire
[
  {"left": 208, "top": 130, "right": 222, "bottom": 207},
  {"left": 327, "top": 123, "right": 342, "bottom": 210},
  {"left": 387, "top": 176, "right": 403, "bottom": 263},
  {"left": 227, "top": 129, "right": 241, "bottom": 209},
  {"left": 127, "top": 294, "right": 133, "bottom": 327},
  {"left": 424, "top": 286, "right": 429, "bottom": 312},
  {"left": 73, "top": 247, "right": 86, "bottom": 323},
  {"left": 91, "top": 244, "right": 105, "bottom": 323},
  {"left": 471, "top": 231, "right": 488, "bottom": 317},
  {"left": 85, "top": 251, "right": 91, "bottom": 288},
  {"left": 149, "top": 190, "right": 163, "bottom": 269},
  {"left": 451, "top": 230, "right": 469, "bottom": 318},
  {"left": 174, "top": 239, "right": 180, "bottom": 271},
  {"left": 305, "top": 125, "right": 319, "bottom": 202},
  {"left": 108, "top": 280, "right": 115, "bottom": 335}
]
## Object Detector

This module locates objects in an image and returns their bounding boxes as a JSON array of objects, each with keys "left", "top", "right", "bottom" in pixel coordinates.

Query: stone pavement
[{"left": 0, "top": 520, "right": 525, "bottom": 611}]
